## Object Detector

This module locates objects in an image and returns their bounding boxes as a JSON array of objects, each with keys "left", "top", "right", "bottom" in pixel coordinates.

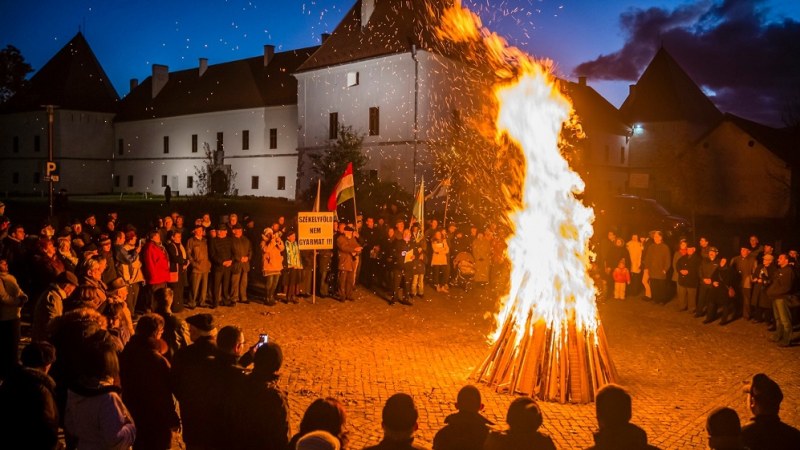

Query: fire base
[{"left": 474, "top": 312, "right": 617, "bottom": 404}]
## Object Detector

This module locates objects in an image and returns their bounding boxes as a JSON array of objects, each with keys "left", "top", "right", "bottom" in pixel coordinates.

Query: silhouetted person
[
  {"left": 434, "top": 385, "right": 493, "bottom": 450},
  {"left": 164, "top": 185, "right": 171, "bottom": 204},
  {"left": 706, "top": 407, "right": 746, "bottom": 450},
  {"left": 289, "top": 397, "right": 349, "bottom": 449},
  {"left": 233, "top": 340, "right": 289, "bottom": 450},
  {"left": 742, "top": 373, "right": 800, "bottom": 450},
  {"left": 297, "top": 431, "right": 341, "bottom": 450},
  {"left": 483, "top": 397, "right": 555, "bottom": 450},
  {"left": 0, "top": 342, "right": 59, "bottom": 450},
  {"left": 587, "top": 384, "right": 659, "bottom": 450},
  {"left": 364, "top": 393, "right": 429, "bottom": 450}
]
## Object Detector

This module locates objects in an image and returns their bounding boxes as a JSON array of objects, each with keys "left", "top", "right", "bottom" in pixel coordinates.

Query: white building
[
  {"left": 0, "top": 33, "right": 118, "bottom": 195},
  {"left": 114, "top": 46, "right": 318, "bottom": 198}
]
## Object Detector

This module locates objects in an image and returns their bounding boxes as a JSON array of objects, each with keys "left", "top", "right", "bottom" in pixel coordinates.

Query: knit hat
[
  {"left": 296, "top": 431, "right": 340, "bottom": 450},
  {"left": 186, "top": 313, "right": 215, "bottom": 332}
]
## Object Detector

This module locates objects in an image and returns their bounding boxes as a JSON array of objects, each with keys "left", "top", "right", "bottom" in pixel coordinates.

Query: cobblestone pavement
[{"left": 177, "top": 286, "right": 800, "bottom": 449}]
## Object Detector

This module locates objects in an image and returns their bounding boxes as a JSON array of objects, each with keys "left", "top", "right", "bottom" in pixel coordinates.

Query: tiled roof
[
  {"left": 563, "top": 80, "right": 630, "bottom": 136},
  {"left": 620, "top": 47, "right": 721, "bottom": 125},
  {"left": 115, "top": 46, "right": 318, "bottom": 122},
  {"left": 297, "top": 0, "right": 454, "bottom": 72},
  {"left": 1, "top": 32, "right": 119, "bottom": 113}
]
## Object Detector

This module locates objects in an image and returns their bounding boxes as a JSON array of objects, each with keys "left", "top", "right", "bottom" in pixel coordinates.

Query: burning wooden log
[{"left": 474, "top": 303, "right": 617, "bottom": 404}]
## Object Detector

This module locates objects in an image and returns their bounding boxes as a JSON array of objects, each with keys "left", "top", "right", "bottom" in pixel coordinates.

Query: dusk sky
[{"left": 2, "top": 0, "right": 799, "bottom": 126}]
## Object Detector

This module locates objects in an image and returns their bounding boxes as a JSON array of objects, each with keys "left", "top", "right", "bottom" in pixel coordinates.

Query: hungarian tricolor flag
[{"left": 327, "top": 162, "right": 355, "bottom": 211}]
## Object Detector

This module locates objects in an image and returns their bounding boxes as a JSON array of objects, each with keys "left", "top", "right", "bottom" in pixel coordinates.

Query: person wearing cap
[
  {"left": 750, "top": 253, "right": 776, "bottom": 325},
  {"left": 706, "top": 407, "right": 746, "bottom": 449},
  {"left": 730, "top": 245, "right": 757, "bottom": 320},
  {"left": 336, "top": 225, "right": 363, "bottom": 302},
  {"left": 742, "top": 373, "right": 800, "bottom": 449},
  {"left": 365, "top": 393, "right": 428, "bottom": 450},
  {"left": 210, "top": 223, "right": 234, "bottom": 308},
  {"left": 31, "top": 271, "right": 79, "bottom": 342},
  {"left": 284, "top": 229, "right": 302, "bottom": 304},
  {"left": 186, "top": 223, "right": 211, "bottom": 309},
  {"left": 171, "top": 313, "right": 218, "bottom": 450},
  {"left": 766, "top": 253, "right": 796, "bottom": 346},
  {"left": 230, "top": 223, "right": 252, "bottom": 305},
  {"left": 98, "top": 234, "right": 119, "bottom": 285},
  {"left": 0, "top": 341, "right": 59, "bottom": 450},
  {"left": 84, "top": 214, "right": 102, "bottom": 241}
]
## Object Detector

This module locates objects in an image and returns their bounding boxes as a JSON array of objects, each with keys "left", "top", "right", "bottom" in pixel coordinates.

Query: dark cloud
[{"left": 574, "top": 0, "right": 800, "bottom": 126}]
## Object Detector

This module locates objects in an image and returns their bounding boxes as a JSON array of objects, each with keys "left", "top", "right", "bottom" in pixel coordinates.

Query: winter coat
[
  {"left": 432, "top": 411, "right": 493, "bottom": 450},
  {"left": 170, "top": 336, "right": 217, "bottom": 446},
  {"left": 0, "top": 271, "right": 27, "bottom": 321},
  {"left": 66, "top": 276, "right": 107, "bottom": 312},
  {"left": 483, "top": 430, "right": 556, "bottom": 450},
  {"left": 431, "top": 239, "right": 450, "bottom": 266},
  {"left": 231, "top": 235, "right": 252, "bottom": 272},
  {"left": 752, "top": 263, "right": 776, "bottom": 309},
  {"left": 261, "top": 238, "right": 285, "bottom": 275},
  {"left": 284, "top": 240, "right": 302, "bottom": 269},
  {"left": 232, "top": 373, "right": 290, "bottom": 450},
  {"left": 613, "top": 267, "right": 631, "bottom": 284},
  {"left": 119, "top": 334, "right": 179, "bottom": 450},
  {"left": 31, "top": 284, "right": 68, "bottom": 342},
  {"left": 0, "top": 365, "right": 60, "bottom": 450},
  {"left": 586, "top": 423, "right": 658, "bottom": 450},
  {"left": 159, "top": 313, "right": 190, "bottom": 363},
  {"left": 142, "top": 241, "right": 170, "bottom": 285},
  {"left": 166, "top": 241, "right": 188, "bottom": 274},
  {"left": 186, "top": 237, "right": 211, "bottom": 274},
  {"left": 767, "top": 265, "right": 795, "bottom": 299},
  {"left": 676, "top": 253, "right": 700, "bottom": 288},
  {"left": 116, "top": 244, "right": 144, "bottom": 284},
  {"left": 643, "top": 242, "right": 671, "bottom": 280},
  {"left": 626, "top": 240, "right": 644, "bottom": 273},
  {"left": 742, "top": 414, "right": 800, "bottom": 450},
  {"left": 64, "top": 382, "right": 136, "bottom": 450},
  {"left": 336, "top": 234, "right": 361, "bottom": 272}
]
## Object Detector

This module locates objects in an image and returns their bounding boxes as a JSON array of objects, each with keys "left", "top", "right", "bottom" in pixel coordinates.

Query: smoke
[{"left": 574, "top": 0, "right": 800, "bottom": 126}]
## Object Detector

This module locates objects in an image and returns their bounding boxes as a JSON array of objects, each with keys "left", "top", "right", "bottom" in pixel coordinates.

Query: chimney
[
  {"left": 263, "top": 45, "right": 275, "bottom": 67},
  {"left": 129, "top": 78, "right": 138, "bottom": 92},
  {"left": 629, "top": 84, "right": 636, "bottom": 95},
  {"left": 578, "top": 76, "right": 587, "bottom": 86},
  {"left": 151, "top": 64, "right": 169, "bottom": 98},
  {"left": 199, "top": 58, "right": 208, "bottom": 77},
  {"left": 361, "top": 0, "right": 376, "bottom": 28},
  {"left": 321, "top": 33, "right": 331, "bottom": 43}
]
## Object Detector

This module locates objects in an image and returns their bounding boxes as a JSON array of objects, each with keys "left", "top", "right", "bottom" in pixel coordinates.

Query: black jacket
[
  {"left": 742, "top": 414, "right": 800, "bottom": 450},
  {"left": 0, "top": 365, "right": 59, "bottom": 450},
  {"left": 586, "top": 423, "right": 659, "bottom": 450},
  {"left": 676, "top": 253, "right": 700, "bottom": 288},
  {"left": 433, "top": 411, "right": 493, "bottom": 450},
  {"left": 233, "top": 372, "right": 290, "bottom": 450},
  {"left": 170, "top": 336, "right": 216, "bottom": 446}
]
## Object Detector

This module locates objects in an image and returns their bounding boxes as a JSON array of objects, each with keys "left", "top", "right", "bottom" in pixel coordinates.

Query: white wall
[{"left": 114, "top": 105, "right": 298, "bottom": 198}]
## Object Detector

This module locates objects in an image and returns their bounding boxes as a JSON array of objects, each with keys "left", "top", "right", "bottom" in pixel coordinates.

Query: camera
[{"left": 256, "top": 334, "right": 269, "bottom": 349}]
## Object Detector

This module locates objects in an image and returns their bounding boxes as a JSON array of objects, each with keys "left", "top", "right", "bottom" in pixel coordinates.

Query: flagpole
[
  {"left": 351, "top": 174, "right": 359, "bottom": 290},
  {"left": 313, "top": 179, "right": 321, "bottom": 305},
  {"left": 443, "top": 184, "right": 450, "bottom": 227}
]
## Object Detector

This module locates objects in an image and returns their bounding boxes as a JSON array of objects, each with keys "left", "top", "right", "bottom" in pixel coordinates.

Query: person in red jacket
[{"left": 142, "top": 230, "right": 170, "bottom": 313}]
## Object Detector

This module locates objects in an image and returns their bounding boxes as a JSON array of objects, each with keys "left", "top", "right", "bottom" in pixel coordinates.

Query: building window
[
  {"left": 12, "top": 136, "right": 19, "bottom": 153},
  {"left": 269, "top": 128, "right": 278, "bottom": 149},
  {"left": 12, "top": 172, "right": 19, "bottom": 184},
  {"left": 34, "top": 135, "right": 41, "bottom": 152},
  {"left": 369, "top": 169, "right": 378, "bottom": 180},
  {"left": 191, "top": 134, "right": 198, "bottom": 153},
  {"left": 329, "top": 112, "right": 338, "bottom": 140},
  {"left": 187, "top": 176, "right": 193, "bottom": 189},
  {"left": 347, "top": 71, "right": 359, "bottom": 87},
  {"left": 163, "top": 136, "right": 170, "bottom": 154},
  {"left": 217, "top": 132, "right": 224, "bottom": 152},
  {"left": 127, "top": 175, "right": 134, "bottom": 187},
  {"left": 242, "top": 130, "right": 249, "bottom": 150},
  {"left": 620, "top": 146, "right": 626, "bottom": 164},
  {"left": 251, "top": 176, "right": 259, "bottom": 190},
  {"left": 369, "top": 107, "right": 380, "bottom": 136},
  {"left": 277, "top": 176, "right": 286, "bottom": 191},
  {"left": 118, "top": 138, "right": 124, "bottom": 156},
  {"left": 33, "top": 172, "right": 40, "bottom": 184},
  {"left": 161, "top": 175, "right": 168, "bottom": 187},
  {"left": 113, "top": 175, "right": 120, "bottom": 187}
]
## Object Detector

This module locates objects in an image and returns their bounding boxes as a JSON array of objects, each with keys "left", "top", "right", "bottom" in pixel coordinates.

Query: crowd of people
[
  {"left": 595, "top": 230, "right": 800, "bottom": 347},
  {"left": 1, "top": 199, "right": 799, "bottom": 449}
]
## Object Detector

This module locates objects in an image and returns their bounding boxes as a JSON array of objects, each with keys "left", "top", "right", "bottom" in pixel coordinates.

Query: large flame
[{"left": 439, "top": 1, "right": 615, "bottom": 402}]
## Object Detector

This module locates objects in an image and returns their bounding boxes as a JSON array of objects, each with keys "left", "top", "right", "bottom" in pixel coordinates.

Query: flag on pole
[
  {"left": 313, "top": 179, "right": 321, "bottom": 212},
  {"left": 412, "top": 177, "right": 424, "bottom": 235},
  {"left": 327, "top": 163, "right": 355, "bottom": 211},
  {"left": 425, "top": 177, "right": 451, "bottom": 201}
]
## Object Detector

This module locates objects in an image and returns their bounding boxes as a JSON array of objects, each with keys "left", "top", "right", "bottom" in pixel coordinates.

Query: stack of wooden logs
[{"left": 474, "top": 304, "right": 617, "bottom": 403}]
